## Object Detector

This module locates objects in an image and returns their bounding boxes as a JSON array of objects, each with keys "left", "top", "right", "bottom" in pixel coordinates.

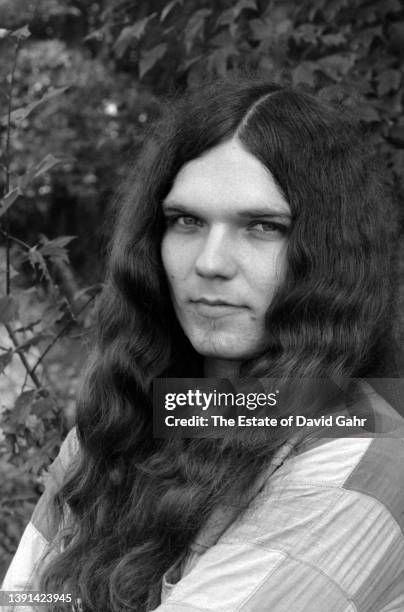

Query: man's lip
[{"left": 191, "top": 298, "right": 244, "bottom": 307}]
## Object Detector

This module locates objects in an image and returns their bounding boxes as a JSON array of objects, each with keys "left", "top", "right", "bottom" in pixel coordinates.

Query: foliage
[
  {"left": 98, "top": 0, "right": 404, "bottom": 205},
  {"left": 0, "top": 0, "right": 403, "bottom": 580},
  {"left": 0, "top": 25, "right": 100, "bottom": 578}
]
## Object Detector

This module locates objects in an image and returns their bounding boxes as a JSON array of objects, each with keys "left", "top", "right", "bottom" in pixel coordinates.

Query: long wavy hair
[{"left": 41, "top": 77, "right": 399, "bottom": 611}]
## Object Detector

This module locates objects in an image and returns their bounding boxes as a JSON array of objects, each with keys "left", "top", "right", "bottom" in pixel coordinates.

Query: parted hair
[{"left": 41, "top": 76, "right": 399, "bottom": 611}]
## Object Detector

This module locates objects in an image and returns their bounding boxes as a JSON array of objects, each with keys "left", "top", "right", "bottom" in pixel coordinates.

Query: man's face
[{"left": 161, "top": 138, "right": 291, "bottom": 362}]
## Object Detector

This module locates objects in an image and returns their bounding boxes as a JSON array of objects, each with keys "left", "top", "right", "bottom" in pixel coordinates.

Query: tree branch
[
  {"left": 0, "top": 227, "right": 31, "bottom": 251},
  {"left": 5, "top": 323, "right": 41, "bottom": 388},
  {"left": 3, "top": 39, "right": 21, "bottom": 296},
  {"left": 30, "top": 293, "right": 96, "bottom": 375}
]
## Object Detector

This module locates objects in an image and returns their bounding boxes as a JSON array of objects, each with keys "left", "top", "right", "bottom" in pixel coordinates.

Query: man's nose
[{"left": 194, "top": 226, "right": 237, "bottom": 279}]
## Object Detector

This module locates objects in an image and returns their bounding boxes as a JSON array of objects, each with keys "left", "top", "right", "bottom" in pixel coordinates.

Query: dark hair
[{"left": 41, "top": 76, "right": 399, "bottom": 611}]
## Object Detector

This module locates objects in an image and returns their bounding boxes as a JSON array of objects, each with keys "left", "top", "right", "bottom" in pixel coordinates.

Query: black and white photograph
[{"left": 0, "top": 1, "right": 404, "bottom": 611}]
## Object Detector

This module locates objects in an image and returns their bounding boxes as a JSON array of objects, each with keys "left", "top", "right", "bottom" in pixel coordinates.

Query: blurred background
[{"left": 0, "top": 0, "right": 403, "bottom": 579}]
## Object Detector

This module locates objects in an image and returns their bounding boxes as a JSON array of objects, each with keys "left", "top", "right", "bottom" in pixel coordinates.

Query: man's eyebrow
[
  {"left": 237, "top": 208, "right": 292, "bottom": 220},
  {"left": 162, "top": 201, "right": 292, "bottom": 219}
]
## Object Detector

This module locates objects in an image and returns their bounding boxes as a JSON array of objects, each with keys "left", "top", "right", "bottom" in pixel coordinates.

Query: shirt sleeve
[
  {"left": 155, "top": 437, "right": 404, "bottom": 612},
  {"left": 1, "top": 428, "right": 79, "bottom": 612}
]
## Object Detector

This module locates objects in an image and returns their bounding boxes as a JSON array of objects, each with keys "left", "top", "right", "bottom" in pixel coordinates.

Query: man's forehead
[{"left": 164, "top": 140, "right": 290, "bottom": 216}]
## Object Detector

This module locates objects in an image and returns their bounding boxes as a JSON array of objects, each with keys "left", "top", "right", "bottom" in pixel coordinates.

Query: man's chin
[{"left": 189, "top": 336, "right": 253, "bottom": 361}]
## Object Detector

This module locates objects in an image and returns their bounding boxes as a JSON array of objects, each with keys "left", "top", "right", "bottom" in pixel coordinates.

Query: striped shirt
[{"left": 2, "top": 381, "right": 404, "bottom": 611}]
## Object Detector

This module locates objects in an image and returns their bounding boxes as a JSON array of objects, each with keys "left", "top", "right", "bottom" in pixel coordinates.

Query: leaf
[
  {"left": 0, "top": 259, "right": 19, "bottom": 280},
  {"left": 0, "top": 296, "right": 19, "bottom": 325},
  {"left": 216, "top": 1, "right": 257, "bottom": 29},
  {"left": 233, "top": 0, "right": 257, "bottom": 19},
  {"left": 184, "top": 9, "right": 212, "bottom": 53},
  {"left": 41, "top": 302, "right": 66, "bottom": 326},
  {"left": 216, "top": 8, "right": 234, "bottom": 28},
  {"left": 19, "top": 155, "right": 69, "bottom": 190},
  {"left": 377, "top": 69, "right": 402, "bottom": 96},
  {"left": 379, "top": 0, "right": 402, "bottom": 15},
  {"left": 0, "top": 350, "right": 13, "bottom": 374},
  {"left": 27, "top": 247, "right": 50, "bottom": 281},
  {"left": 322, "top": 32, "right": 347, "bottom": 46},
  {"left": 139, "top": 44, "right": 168, "bottom": 78},
  {"left": 388, "top": 22, "right": 404, "bottom": 51},
  {"left": 0, "top": 188, "right": 22, "bottom": 217},
  {"left": 207, "top": 48, "right": 234, "bottom": 76},
  {"left": 73, "top": 283, "right": 103, "bottom": 301},
  {"left": 15, "top": 333, "right": 52, "bottom": 353},
  {"left": 359, "top": 105, "right": 380, "bottom": 124},
  {"left": 293, "top": 62, "right": 319, "bottom": 87},
  {"left": 161, "top": 0, "right": 183, "bottom": 22},
  {"left": 292, "top": 24, "right": 320, "bottom": 44},
  {"left": 38, "top": 235, "right": 76, "bottom": 266},
  {"left": 84, "top": 27, "right": 106, "bottom": 42},
  {"left": 3, "top": 86, "right": 70, "bottom": 124},
  {"left": 43, "top": 235, "right": 76, "bottom": 249},
  {"left": 249, "top": 18, "right": 271, "bottom": 41},
  {"left": 317, "top": 53, "right": 356, "bottom": 81},
  {"left": 114, "top": 14, "right": 157, "bottom": 58},
  {"left": 12, "top": 391, "right": 36, "bottom": 425},
  {"left": 10, "top": 25, "right": 31, "bottom": 41},
  {"left": 31, "top": 397, "right": 57, "bottom": 420},
  {"left": 391, "top": 151, "right": 404, "bottom": 182},
  {"left": 388, "top": 125, "right": 404, "bottom": 147}
]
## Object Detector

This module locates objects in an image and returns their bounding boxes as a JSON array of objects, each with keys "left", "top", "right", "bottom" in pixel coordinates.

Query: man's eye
[
  {"left": 177, "top": 215, "right": 199, "bottom": 226},
  {"left": 165, "top": 214, "right": 201, "bottom": 228},
  {"left": 250, "top": 221, "right": 287, "bottom": 234}
]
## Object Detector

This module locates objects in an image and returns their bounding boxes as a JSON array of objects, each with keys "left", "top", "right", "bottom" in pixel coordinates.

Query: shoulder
[
  {"left": 1, "top": 428, "right": 81, "bottom": 597},
  {"left": 46, "top": 426, "right": 80, "bottom": 488},
  {"left": 31, "top": 426, "right": 80, "bottom": 542},
  {"left": 220, "top": 398, "right": 404, "bottom": 609},
  {"left": 159, "top": 385, "right": 404, "bottom": 611}
]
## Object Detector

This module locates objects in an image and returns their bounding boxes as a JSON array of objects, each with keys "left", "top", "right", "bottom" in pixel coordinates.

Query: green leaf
[
  {"left": 114, "top": 14, "right": 157, "bottom": 58},
  {"left": 3, "top": 86, "right": 70, "bottom": 125},
  {"left": 184, "top": 9, "right": 212, "bottom": 53},
  {"left": 161, "top": 0, "right": 183, "bottom": 22},
  {"left": 0, "top": 296, "right": 19, "bottom": 325},
  {"left": 0, "top": 188, "right": 22, "bottom": 217},
  {"left": 139, "top": 44, "right": 168, "bottom": 78},
  {"left": 10, "top": 25, "right": 31, "bottom": 41},
  {"left": 0, "top": 350, "right": 13, "bottom": 374}
]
